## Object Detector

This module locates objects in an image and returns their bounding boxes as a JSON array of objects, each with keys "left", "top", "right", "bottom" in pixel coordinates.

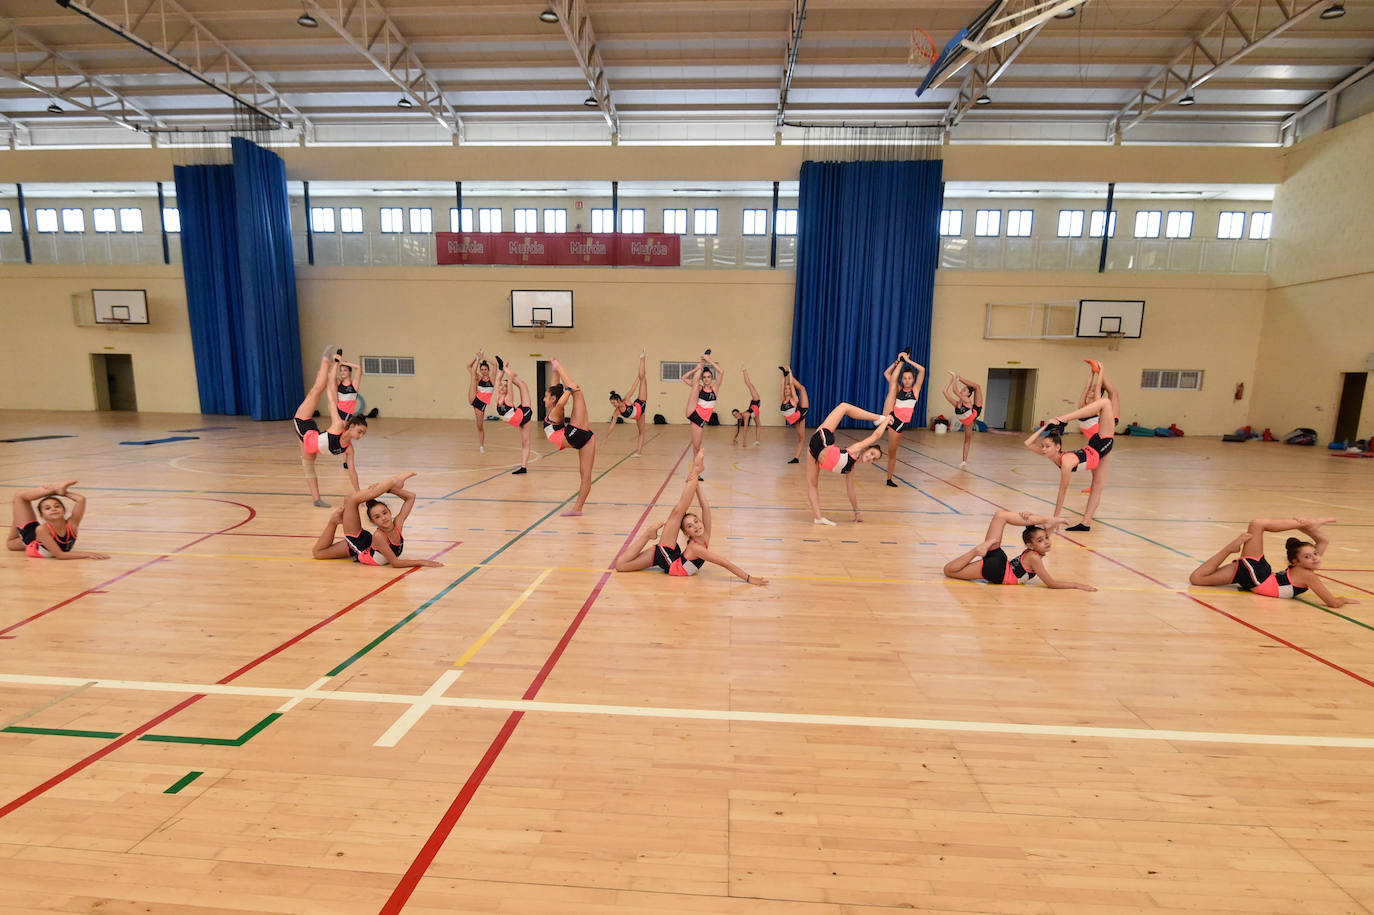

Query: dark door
[
  {"left": 535, "top": 360, "right": 551, "bottom": 423},
  {"left": 1335, "top": 372, "right": 1366, "bottom": 443},
  {"left": 91, "top": 353, "right": 137, "bottom": 411}
]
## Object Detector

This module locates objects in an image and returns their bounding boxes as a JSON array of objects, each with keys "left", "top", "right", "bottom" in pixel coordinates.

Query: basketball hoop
[
  {"left": 532, "top": 319, "right": 549, "bottom": 339},
  {"left": 908, "top": 27, "right": 937, "bottom": 67},
  {"left": 1105, "top": 331, "right": 1124, "bottom": 352}
]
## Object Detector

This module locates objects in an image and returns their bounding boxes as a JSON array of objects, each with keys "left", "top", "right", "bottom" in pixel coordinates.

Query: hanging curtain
[
  {"left": 789, "top": 159, "right": 943, "bottom": 428},
  {"left": 174, "top": 138, "right": 302, "bottom": 420}
]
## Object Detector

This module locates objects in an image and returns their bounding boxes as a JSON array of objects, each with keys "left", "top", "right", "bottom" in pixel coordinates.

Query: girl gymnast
[
  {"left": 805, "top": 404, "right": 892, "bottom": 526},
  {"left": 312, "top": 472, "right": 443, "bottom": 568},
  {"left": 942, "top": 510, "right": 1095, "bottom": 591},
  {"left": 492, "top": 356, "right": 534, "bottom": 474},
  {"left": 335, "top": 355, "right": 364, "bottom": 421},
  {"left": 544, "top": 357, "right": 598, "bottom": 517},
  {"left": 293, "top": 346, "right": 367, "bottom": 506},
  {"left": 881, "top": 351, "right": 926, "bottom": 487},
  {"left": 606, "top": 350, "right": 649, "bottom": 456},
  {"left": 1188, "top": 517, "right": 1355, "bottom": 609},
  {"left": 468, "top": 351, "right": 495, "bottom": 454},
  {"left": 941, "top": 371, "right": 983, "bottom": 467},
  {"left": 683, "top": 351, "right": 723, "bottom": 453},
  {"left": 730, "top": 407, "right": 754, "bottom": 446},
  {"left": 740, "top": 365, "right": 762, "bottom": 447},
  {"left": 1023, "top": 363, "right": 1117, "bottom": 531},
  {"left": 7, "top": 481, "right": 107, "bottom": 560},
  {"left": 614, "top": 450, "right": 767, "bottom": 585},
  {"left": 780, "top": 366, "right": 810, "bottom": 463}
]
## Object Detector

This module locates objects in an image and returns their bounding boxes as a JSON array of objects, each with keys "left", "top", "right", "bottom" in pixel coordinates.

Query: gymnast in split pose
[
  {"left": 942, "top": 510, "right": 1095, "bottom": 591},
  {"left": 544, "top": 357, "right": 598, "bottom": 516},
  {"left": 335, "top": 355, "right": 364, "bottom": 421},
  {"left": 805, "top": 404, "right": 892, "bottom": 526},
  {"left": 1023, "top": 362, "right": 1118, "bottom": 531},
  {"left": 7, "top": 481, "right": 107, "bottom": 560},
  {"left": 881, "top": 351, "right": 926, "bottom": 487},
  {"left": 683, "top": 350, "right": 723, "bottom": 453},
  {"left": 614, "top": 450, "right": 767, "bottom": 585},
  {"left": 941, "top": 371, "right": 983, "bottom": 467},
  {"left": 739, "top": 365, "right": 763, "bottom": 447},
  {"left": 492, "top": 356, "right": 534, "bottom": 474},
  {"left": 1188, "top": 517, "right": 1355, "bottom": 609},
  {"left": 468, "top": 351, "right": 495, "bottom": 454},
  {"left": 606, "top": 350, "right": 649, "bottom": 456},
  {"left": 293, "top": 346, "right": 367, "bottom": 507},
  {"left": 780, "top": 366, "right": 810, "bottom": 463},
  {"left": 312, "top": 472, "right": 443, "bottom": 568}
]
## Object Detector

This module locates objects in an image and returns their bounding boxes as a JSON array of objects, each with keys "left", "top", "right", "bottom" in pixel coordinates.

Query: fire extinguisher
[{"left": 1235, "top": 382, "right": 1245, "bottom": 401}]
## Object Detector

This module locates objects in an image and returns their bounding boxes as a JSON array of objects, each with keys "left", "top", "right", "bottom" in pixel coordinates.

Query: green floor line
[
  {"left": 3, "top": 713, "right": 282, "bottom": 747},
  {"left": 3, "top": 725, "right": 122, "bottom": 740},
  {"left": 1298, "top": 598, "right": 1374, "bottom": 633},
  {"left": 164, "top": 771, "right": 203, "bottom": 794}
]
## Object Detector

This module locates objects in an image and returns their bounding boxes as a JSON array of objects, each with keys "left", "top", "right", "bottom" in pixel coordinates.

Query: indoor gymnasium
[{"left": 3, "top": 1, "right": 1374, "bottom": 912}]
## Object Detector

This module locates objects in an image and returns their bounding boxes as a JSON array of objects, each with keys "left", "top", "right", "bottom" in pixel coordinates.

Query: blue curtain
[
  {"left": 174, "top": 139, "right": 303, "bottom": 421},
  {"left": 789, "top": 160, "right": 943, "bottom": 428}
]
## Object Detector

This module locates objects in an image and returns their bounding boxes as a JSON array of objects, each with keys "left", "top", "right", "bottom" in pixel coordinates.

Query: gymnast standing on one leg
[
  {"left": 941, "top": 371, "right": 983, "bottom": 468},
  {"left": 614, "top": 450, "right": 767, "bottom": 585},
  {"left": 606, "top": 350, "right": 648, "bottom": 456},
  {"left": 335, "top": 356, "right": 364, "bottom": 421},
  {"left": 544, "top": 357, "right": 598, "bottom": 517},
  {"left": 881, "top": 351, "right": 926, "bottom": 487},
  {"left": 492, "top": 356, "right": 534, "bottom": 474},
  {"left": 942, "top": 510, "right": 1094, "bottom": 591},
  {"left": 468, "top": 351, "right": 495, "bottom": 454},
  {"left": 1023, "top": 364, "right": 1118, "bottom": 531},
  {"left": 805, "top": 405, "right": 892, "bottom": 526},
  {"left": 740, "top": 365, "right": 763, "bottom": 447},
  {"left": 293, "top": 346, "right": 367, "bottom": 506},
  {"left": 7, "top": 481, "right": 107, "bottom": 560},
  {"left": 1188, "top": 517, "right": 1355, "bottom": 609},
  {"left": 312, "top": 472, "right": 443, "bottom": 568},
  {"left": 683, "top": 351, "right": 723, "bottom": 454},
  {"left": 1066, "top": 359, "right": 1122, "bottom": 529},
  {"left": 780, "top": 366, "right": 810, "bottom": 464}
]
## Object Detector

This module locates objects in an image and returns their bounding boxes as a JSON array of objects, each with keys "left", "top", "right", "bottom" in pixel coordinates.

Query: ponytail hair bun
[{"left": 1285, "top": 537, "right": 1312, "bottom": 564}]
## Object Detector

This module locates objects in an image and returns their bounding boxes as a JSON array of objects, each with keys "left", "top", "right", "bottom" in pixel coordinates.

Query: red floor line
[
  {"left": 0, "top": 499, "right": 257, "bottom": 638},
  {"left": 893, "top": 454, "right": 1374, "bottom": 689},
  {"left": 0, "top": 541, "right": 459, "bottom": 821},
  {"left": 1320, "top": 573, "right": 1374, "bottom": 596},
  {"left": 379, "top": 444, "right": 691, "bottom": 915}
]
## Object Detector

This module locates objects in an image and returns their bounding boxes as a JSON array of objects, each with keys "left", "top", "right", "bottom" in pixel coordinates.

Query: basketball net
[
  {"left": 533, "top": 319, "right": 548, "bottom": 339},
  {"left": 908, "top": 28, "right": 937, "bottom": 67},
  {"left": 1106, "top": 332, "right": 1124, "bottom": 352}
]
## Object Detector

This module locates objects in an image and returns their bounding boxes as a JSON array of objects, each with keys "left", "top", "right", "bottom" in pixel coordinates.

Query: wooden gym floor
[{"left": 1, "top": 409, "right": 1373, "bottom": 914}]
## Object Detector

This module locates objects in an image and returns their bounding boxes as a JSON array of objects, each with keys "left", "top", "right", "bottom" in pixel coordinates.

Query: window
[
  {"left": 361, "top": 356, "right": 416, "bottom": 376},
  {"left": 380, "top": 207, "right": 403, "bottom": 233},
  {"left": 339, "top": 207, "right": 363, "bottom": 233},
  {"left": 663, "top": 208, "right": 687, "bottom": 234},
  {"left": 1141, "top": 369, "right": 1204, "bottom": 391},
  {"left": 590, "top": 208, "right": 614, "bottom": 233},
  {"left": 974, "top": 209, "right": 1001, "bottom": 237},
  {"left": 1216, "top": 211, "right": 1245, "bottom": 239},
  {"left": 1056, "top": 209, "right": 1085, "bottom": 238},
  {"left": 621, "top": 208, "right": 646, "bottom": 233},
  {"left": 742, "top": 208, "right": 768, "bottom": 236},
  {"left": 660, "top": 361, "right": 702, "bottom": 382},
  {"left": 0, "top": 210, "right": 11, "bottom": 233},
  {"left": 92, "top": 208, "right": 117, "bottom": 233},
  {"left": 939, "top": 209, "right": 963, "bottom": 236},
  {"left": 693, "top": 208, "right": 718, "bottom": 236},
  {"left": 1133, "top": 210, "right": 1162, "bottom": 238},
  {"left": 775, "top": 208, "right": 798, "bottom": 235},
  {"left": 513, "top": 208, "right": 538, "bottom": 233},
  {"left": 1249, "top": 211, "right": 1273, "bottom": 240},
  {"left": 35, "top": 208, "right": 58, "bottom": 232},
  {"left": 449, "top": 207, "right": 473, "bottom": 233},
  {"left": 408, "top": 207, "right": 432, "bottom": 233},
  {"left": 1164, "top": 210, "right": 1193, "bottom": 239},
  {"left": 543, "top": 208, "right": 567, "bottom": 233},
  {"left": 478, "top": 208, "right": 502, "bottom": 232},
  {"left": 1089, "top": 210, "right": 1117, "bottom": 238},
  {"left": 309, "top": 207, "right": 335, "bottom": 233},
  {"left": 61, "top": 208, "right": 84, "bottom": 233},
  {"left": 1006, "top": 209, "right": 1033, "bottom": 237},
  {"left": 118, "top": 207, "right": 143, "bottom": 233}
]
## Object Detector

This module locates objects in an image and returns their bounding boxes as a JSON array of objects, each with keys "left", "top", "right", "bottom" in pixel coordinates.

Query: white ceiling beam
[
  {"left": 923, "top": 0, "right": 1090, "bottom": 94},
  {"left": 941, "top": 6, "right": 1053, "bottom": 129},
  {"left": 1114, "top": 0, "right": 1336, "bottom": 134},
  {"left": 55, "top": 0, "right": 309, "bottom": 132},
  {"left": 303, "top": 0, "right": 463, "bottom": 139},
  {"left": 1280, "top": 56, "right": 1374, "bottom": 133},
  {"left": 776, "top": 0, "right": 807, "bottom": 128},
  {"left": 549, "top": 0, "right": 619, "bottom": 137}
]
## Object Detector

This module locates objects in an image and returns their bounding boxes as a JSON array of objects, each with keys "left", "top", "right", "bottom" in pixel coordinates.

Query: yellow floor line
[{"left": 453, "top": 568, "right": 553, "bottom": 668}]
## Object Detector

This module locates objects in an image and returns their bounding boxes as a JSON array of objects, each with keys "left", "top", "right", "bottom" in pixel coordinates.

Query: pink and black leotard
[
  {"left": 954, "top": 403, "right": 982, "bottom": 428},
  {"left": 1232, "top": 555, "right": 1308, "bottom": 599},
  {"left": 294, "top": 417, "right": 345, "bottom": 456},
  {"left": 544, "top": 415, "right": 594, "bottom": 451},
  {"left": 17, "top": 520, "right": 76, "bottom": 558},
  {"left": 1067, "top": 432, "right": 1114, "bottom": 472},
  {"left": 808, "top": 428, "right": 856, "bottom": 474},
  {"left": 472, "top": 379, "right": 494, "bottom": 411},
  {"left": 979, "top": 547, "right": 1036, "bottom": 585},
  {"left": 496, "top": 400, "right": 533, "bottom": 428},
  {"left": 781, "top": 401, "right": 807, "bottom": 426},
  {"left": 891, "top": 387, "right": 917, "bottom": 433},
  {"left": 619, "top": 399, "right": 645, "bottom": 421},
  {"left": 689, "top": 387, "right": 717, "bottom": 426}
]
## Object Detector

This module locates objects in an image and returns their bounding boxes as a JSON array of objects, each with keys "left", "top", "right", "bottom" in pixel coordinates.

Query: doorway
[
  {"left": 535, "top": 359, "right": 551, "bottom": 423},
  {"left": 91, "top": 353, "right": 137, "bottom": 411},
  {"left": 984, "top": 368, "right": 1037, "bottom": 432},
  {"left": 1335, "top": 372, "right": 1366, "bottom": 443}
]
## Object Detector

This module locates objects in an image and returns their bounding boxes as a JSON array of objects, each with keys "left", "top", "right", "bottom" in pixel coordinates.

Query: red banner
[{"left": 437, "top": 232, "right": 679, "bottom": 267}]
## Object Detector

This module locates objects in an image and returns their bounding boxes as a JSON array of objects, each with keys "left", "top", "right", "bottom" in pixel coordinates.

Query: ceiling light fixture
[
  {"left": 1319, "top": 2, "right": 1345, "bottom": 19},
  {"left": 583, "top": 95, "right": 599, "bottom": 108},
  {"left": 296, "top": 10, "right": 318, "bottom": 27},
  {"left": 1178, "top": 91, "right": 1196, "bottom": 107},
  {"left": 538, "top": 8, "right": 559, "bottom": 23},
  {"left": 46, "top": 101, "right": 62, "bottom": 113},
  {"left": 975, "top": 93, "right": 992, "bottom": 106},
  {"left": 397, "top": 97, "right": 414, "bottom": 108},
  {"left": 1054, "top": 7, "right": 1077, "bottom": 18}
]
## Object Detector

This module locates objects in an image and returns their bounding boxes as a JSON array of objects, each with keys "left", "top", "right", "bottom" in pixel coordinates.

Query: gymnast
[
  {"left": 606, "top": 350, "right": 649, "bottom": 456},
  {"left": 880, "top": 351, "right": 926, "bottom": 486},
  {"left": 805, "top": 404, "right": 892, "bottom": 526},
  {"left": 311, "top": 472, "right": 443, "bottom": 568},
  {"left": 1189, "top": 517, "right": 1355, "bottom": 609},
  {"left": 292, "top": 346, "right": 367, "bottom": 507},
  {"left": 942, "top": 509, "right": 1094, "bottom": 590},
  {"left": 7, "top": 481, "right": 107, "bottom": 560}
]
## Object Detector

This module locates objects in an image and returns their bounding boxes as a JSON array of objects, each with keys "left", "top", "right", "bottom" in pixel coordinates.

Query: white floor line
[
  {"left": 274, "top": 676, "right": 333, "bottom": 713},
  {"left": 372, "top": 669, "right": 463, "bottom": 747},
  {"left": 2, "top": 671, "right": 1373, "bottom": 749},
  {"left": 0, "top": 681, "right": 95, "bottom": 729}
]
